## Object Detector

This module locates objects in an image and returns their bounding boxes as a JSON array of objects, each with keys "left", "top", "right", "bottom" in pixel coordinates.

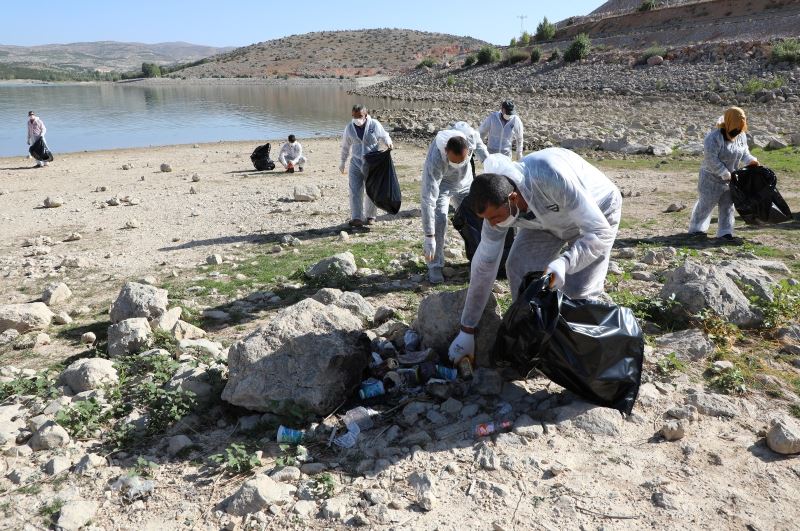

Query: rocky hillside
[
  {"left": 589, "top": 0, "right": 700, "bottom": 16},
  {"left": 0, "top": 41, "right": 233, "bottom": 73},
  {"left": 168, "top": 29, "right": 487, "bottom": 79}
]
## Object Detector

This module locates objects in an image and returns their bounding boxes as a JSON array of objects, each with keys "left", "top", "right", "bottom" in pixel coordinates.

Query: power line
[{"left": 517, "top": 14, "right": 528, "bottom": 34}]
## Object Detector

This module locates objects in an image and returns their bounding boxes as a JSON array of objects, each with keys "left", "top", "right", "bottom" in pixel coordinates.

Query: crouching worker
[
  {"left": 421, "top": 123, "right": 489, "bottom": 284},
  {"left": 278, "top": 134, "right": 306, "bottom": 173},
  {"left": 447, "top": 148, "right": 622, "bottom": 363}
]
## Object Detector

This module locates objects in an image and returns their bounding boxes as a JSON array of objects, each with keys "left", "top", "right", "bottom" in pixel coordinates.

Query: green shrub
[
  {"left": 564, "top": 33, "right": 591, "bottom": 63},
  {"left": 639, "top": 0, "right": 657, "bottom": 11},
  {"left": 463, "top": 54, "right": 476, "bottom": 67},
  {"left": 642, "top": 45, "right": 666, "bottom": 62},
  {"left": 535, "top": 17, "right": 556, "bottom": 42},
  {"left": 772, "top": 38, "right": 800, "bottom": 63},
  {"left": 548, "top": 49, "right": 561, "bottom": 62},
  {"left": 446, "top": 75, "right": 455, "bottom": 86},
  {"left": 505, "top": 49, "right": 529, "bottom": 65},
  {"left": 708, "top": 366, "right": 747, "bottom": 395},
  {"left": 476, "top": 46, "right": 501, "bottom": 65},
  {"left": 416, "top": 57, "right": 436, "bottom": 69},
  {"left": 530, "top": 47, "right": 542, "bottom": 63},
  {"left": 141, "top": 62, "right": 161, "bottom": 78},
  {"left": 210, "top": 443, "right": 261, "bottom": 475},
  {"left": 509, "top": 37, "right": 517, "bottom": 48},
  {"left": 519, "top": 31, "right": 532, "bottom": 46}
]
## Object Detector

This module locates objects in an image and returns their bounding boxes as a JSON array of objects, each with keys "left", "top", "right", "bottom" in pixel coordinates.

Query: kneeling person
[
  {"left": 448, "top": 148, "right": 622, "bottom": 362},
  {"left": 421, "top": 125, "right": 488, "bottom": 284},
  {"left": 278, "top": 134, "right": 306, "bottom": 173}
]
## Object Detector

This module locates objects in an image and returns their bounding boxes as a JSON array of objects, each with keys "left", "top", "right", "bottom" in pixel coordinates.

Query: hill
[
  {"left": 0, "top": 41, "right": 233, "bottom": 79},
  {"left": 168, "top": 29, "right": 488, "bottom": 79}
]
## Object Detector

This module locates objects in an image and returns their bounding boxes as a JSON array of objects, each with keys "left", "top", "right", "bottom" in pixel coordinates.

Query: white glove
[
  {"left": 339, "top": 164, "right": 346, "bottom": 175},
  {"left": 386, "top": 143, "right": 393, "bottom": 150},
  {"left": 448, "top": 330, "right": 475, "bottom": 363},
  {"left": 545, "top": 257, "right": 567, "bottom": 291},
  {"left": 423, "top": 235, "right": 436, "bottom": 262},
  {"left": 722, "top": 170, "right": 732, "bottom": 181}
]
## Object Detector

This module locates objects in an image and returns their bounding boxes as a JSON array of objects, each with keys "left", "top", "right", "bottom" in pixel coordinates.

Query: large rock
[
  {"left": 600, "top": 137, "right": 649, "bottom": 154},
  {"left": 150, "top": 306, "right": 182, "bottom": 332},
  {"left": 60, "top": 358, "right": 118, "bottom": 393},
  {"left": 306, "top": 252, "right": 357, "bottom": 280},
  {"left": 655, "top": 329, "right": 715, "bottom": 361},
  {"left": 312, "top": 288, "right": 375, "bottom": 322},
  {"left": 766, "top": 417, "right": 800, "bottom": 455},
  {"left": 107, "top": 318, "right": 152, "bottom": 357},
  {"left": 222, "top": 298, "right": 368, "bottom": 415},
  {"left": 553, "top": 401, "right": 624, "bottom": 436},
  {"left": 56, "top": 500, "right": 99, "bottom": 531},
  {"left": 0, "top": 303, "right": 54, "bottom": 333},
  {"left": 685, "top": 392, "right": 740, "bottom": 418},
  {"left": 166, "top": 364, "right": 214, "bottom": 403},
  {"left": 226, "top": 475, "right": 297, "bottom": 516},
  {"left": 41, "top": 282, "right": 72, "bottom": 306},
  {"left": 413, "top": 289, "right": 501, "bottom": 367},
  {"left": 293, "top": 184, "right": 322, "bottom": 202},
  {"left": 29, "top": 421, "right": 70, "bottom": 450},
  {"left": 109, "top": 282, "right": 168, "bottom": 323},
  {"left": 660, "top": 260, "right": 772, "bottom": 328}
]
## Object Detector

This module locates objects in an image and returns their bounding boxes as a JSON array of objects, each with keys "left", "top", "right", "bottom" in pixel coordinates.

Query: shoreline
[{"left": 0, "top": 75, "right": 393, "bottom": 88}]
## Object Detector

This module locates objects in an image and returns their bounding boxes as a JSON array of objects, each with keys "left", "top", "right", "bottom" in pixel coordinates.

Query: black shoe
[
  {"left": 717, "top": 234, "right": 743, "bottom": 245},
  {"left": 298, "top": 167, "right": 304, "bottom": 172},
  {"left": 285, "top": 167, "right": 294, "bottom": 173}
]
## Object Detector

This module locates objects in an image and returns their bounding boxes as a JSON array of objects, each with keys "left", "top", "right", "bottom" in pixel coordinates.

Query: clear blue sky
[{"left": 1, "top": 0, "right": 605, "bottom": 47}]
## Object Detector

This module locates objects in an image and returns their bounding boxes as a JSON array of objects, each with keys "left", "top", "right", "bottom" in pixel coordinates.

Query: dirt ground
[{"left": 1, "top": 139, "right": 800, "bottom": 530}]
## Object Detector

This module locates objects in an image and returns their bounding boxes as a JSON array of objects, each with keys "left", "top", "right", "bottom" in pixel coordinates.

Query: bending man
[
  {"left": 421, "top": 122, "right": 489, "bottom": 283},
  {"left": 479, "top": 100, "right": 524, "bottom": 160},
  {"left": 278, "top": 134, "right": 306, "bottom": 173},
  {"left": 448, "top": 148, "right": 622, "bottom": 363}
]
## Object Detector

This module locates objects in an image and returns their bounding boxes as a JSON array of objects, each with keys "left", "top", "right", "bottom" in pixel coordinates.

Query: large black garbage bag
[
  {"left": 29, "top": 137, "right": 53, "bottom": 162},
  {"left": 363, "top": 149, "right": 402, "bottom": 214},
  {"left": 250, "top": 143, "right": 276, "bottom": 171},
  {"left": 451, "top": 200, "right": 515, "bottom": 279},
  {"left": 730, "top": 165, "right": 792, "bottom": 224},
  {"left": 494, "top": 273, "right": 644, "bottom": 414}
]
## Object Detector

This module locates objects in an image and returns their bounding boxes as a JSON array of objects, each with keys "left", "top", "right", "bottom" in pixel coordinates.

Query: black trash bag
[
  {"left": 29, "top": 137, "right": 53, "bottom": 162},
  {"left": 250, "top": 143, "right": 276, "bottom": 171},
  {"left": 363, "top": 149, "right": 402, "bottom": 214},
  {"left": 730, "top": 165, "right": 792, "bottom": 224},
  {"left": 494, "top": 272, "right": 644, "bottom": 414},
  {"left": 451, "top": 200, "right": 515, "bottom": 279}
]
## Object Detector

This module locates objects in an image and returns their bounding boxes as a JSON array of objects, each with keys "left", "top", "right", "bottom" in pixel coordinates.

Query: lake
[{"left": 0, "top": 81, "right": 416, "bottom": 157}]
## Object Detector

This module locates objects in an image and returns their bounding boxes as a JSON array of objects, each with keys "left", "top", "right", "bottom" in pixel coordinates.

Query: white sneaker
[
  {"left": 36, "top": 161, "right": 44, "bottom": 167},
  {"left": 42, "top": 161, "right": 48, "bottom": 167}
]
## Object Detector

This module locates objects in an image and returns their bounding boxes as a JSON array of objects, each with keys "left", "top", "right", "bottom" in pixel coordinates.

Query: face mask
[
  {"left": 448, "top": 158, "right": 468, "bottom": 169},
  {"left": 353, "top": 117, "right": 366, "bottom": 127},
  {"left": 502, "top": 113, "right": 512, "bottom": 121},
  {"left": 728, "top": 129, "right": 741, "bottom": 138},
  {"left": 495, "top": 198, "right": 519, "bottom": 228}
]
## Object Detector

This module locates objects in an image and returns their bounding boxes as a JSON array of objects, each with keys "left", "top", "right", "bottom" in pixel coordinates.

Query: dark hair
[
  {"left": 352, "top": 104, "right": 366, "bottom": 113},
  {"left": 501, "top": 100, "right": 515, "bottom": 113},
  {"left": 469, "top": 173, "right": 515, "bottom": 214},
  {"left": 444, "top": 136, "right": 468, "bottom": 154},
  {"left": 288, "top": 134, "right": 296, "bottom": 142},
  {"left": 28, "top": 111, "right": 35, "bottom": 116}
]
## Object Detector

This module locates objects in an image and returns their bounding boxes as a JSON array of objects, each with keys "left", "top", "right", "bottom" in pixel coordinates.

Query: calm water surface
[{"left": 0, "top": 82, "right": 419, "bottom": 157}]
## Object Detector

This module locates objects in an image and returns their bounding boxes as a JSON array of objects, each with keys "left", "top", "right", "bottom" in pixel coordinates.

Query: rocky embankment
[{"left": 358, "top": 40, "right": 800, "bottom": 155}]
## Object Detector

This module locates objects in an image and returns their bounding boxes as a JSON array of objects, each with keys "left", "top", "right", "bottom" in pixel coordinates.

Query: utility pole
[{"left": 517, "top": 14, "right": 528, "bottom": 34}]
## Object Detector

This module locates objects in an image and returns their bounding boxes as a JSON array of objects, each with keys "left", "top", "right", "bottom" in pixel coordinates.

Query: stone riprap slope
[{"left": 170, "top": 29, "right": 487, "bottom": 79}]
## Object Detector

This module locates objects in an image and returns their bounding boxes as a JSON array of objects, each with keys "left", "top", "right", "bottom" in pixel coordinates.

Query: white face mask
[
  {"left": 502, "top": 113, "right": 513, "bottom": 121},
  {"left": 352, "top": 117, "right": 366, "bottom": 127},
  {"left": 495, "top": 198, "right": 519, "bottom": 228},
  {"left": 448, "top": 157, "right": 469, "bottom": 169}
]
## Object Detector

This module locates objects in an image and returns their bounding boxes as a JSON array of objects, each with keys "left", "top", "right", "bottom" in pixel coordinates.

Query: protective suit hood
[{"left": 435, "top": 129, "right": 467, "bottom": 162}]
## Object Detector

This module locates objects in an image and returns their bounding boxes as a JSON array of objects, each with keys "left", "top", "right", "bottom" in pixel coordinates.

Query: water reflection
[{"left": 0, "top": 82, "right": 418, "bottom": 156}]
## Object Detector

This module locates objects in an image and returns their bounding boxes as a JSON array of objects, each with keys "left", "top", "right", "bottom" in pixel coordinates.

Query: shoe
[
  {"left": 348, "top": 219, "right": 363, "bottom": 227},
  {"left": 285, "top": 167, "right": 294, "bottom": 173},
  {"left": 717, "top": 234, "right": 743, "bottom": 245},
  {"left": 428, "top": 268, "right": 444, "bottom": 284},
  {"left": 687, "top": 231, "right": 707, "bottom": 238},
  {"left": 365, "top": 217, "right": 376, "bottom": 225},
  {"left": 298, "top": 167, "right": 304, "bottom": 172}
]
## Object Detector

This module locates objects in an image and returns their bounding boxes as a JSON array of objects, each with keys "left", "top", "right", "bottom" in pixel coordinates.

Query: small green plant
[
  {"left": 771, "top": 38, "right": 800, "bottom": 64},
  {"left": 639, "top": 0, "right": 657, "bottom": 11},
  {"left": 530, "top": 47, "right": 542, "bottom": 63},
  {"left": 739, "top": 76, "right": 785, "bottom": 94},
  {"left": 564, "top": 34, "right": 591, "bottom": 63},
  {"left": 708, "top": 366, "right": 747, "bottom": 395},
  {"left": 18, "top": 484, "right": 42, "bottom": 495},
  {"left": 642, "top": 45, "right": 666, "bottom": 62},
  {"left": 656, "top": 352, "right": 687, "bottom": 376},
  {"left": 446, "top": 75, "right": 455, "bottom": 87},
  {"left": 476, "top": 45, "right": 501, "bottom": 65},
  {"left": 789, "top": 404, "right": 800, "bottom": 419},
  {"left": 505, "top": 49, "right": 529, "bottom": 65},
  {"left": 463, "top": 54, "right": 476, "bottom": 67},
  {"left": 38, "top": 499, "right": 65, "bottom": 521},
  {"left": 654, "top": 79, "right": 666, "bottom": 90},
  {"left": 416, "top": 58, "right": 435, "bottom": 69},
  {"left": 694, "top": 309, "right": 741, "bottom": 348},
  {"left": 535, "top": 17, "right": 556, "bottom": 42},
  {"left": 131, "top": 457, "right": 159, "bottom": 478},
  {"left": 55, "top": 397, "right": 109, "bottom": 439},
  {"left": 750, "top": 280, "right": 800, "bottom": 329},
  {"left": 275, "top": 444, "right": 303, "bottom": 467},
  {"left": 210, "top": 443, "right": 260, "bottom": 475},
  {"left": 0, "top": 371, "right": 59, "bottom": 401},
  {"left": 509, "top": 37, "right": 517, "bottom": 48},
  {"left": 309, "top": 472, "right": 336, "bottom": 499},
  {"left": 150, "top": 328, "right": 178, "bottom": 355}
]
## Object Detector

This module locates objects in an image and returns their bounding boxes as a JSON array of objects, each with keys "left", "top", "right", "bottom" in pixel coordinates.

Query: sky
[{"left": 0, "top": 0, "right": 606, "bottom": 48}]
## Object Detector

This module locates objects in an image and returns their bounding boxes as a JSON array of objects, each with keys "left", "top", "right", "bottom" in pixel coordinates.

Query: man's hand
[
  {"left": 722, "top": 170, "right": 732, "bottom": 181},
  {"left": 423, "top": 235, "right": 436, "bottom": 262},
  {"left": 747, "top": 159, "right": 760, "bottom": 167},
  {"left": 448, "top": 330, "right": 475, "bottom": 363},
  {"left": 544, "top": 257, "right": 567, "bottom": 290},
  {"left": 339, "top": 164, "right": 346, "bottom": 175}
]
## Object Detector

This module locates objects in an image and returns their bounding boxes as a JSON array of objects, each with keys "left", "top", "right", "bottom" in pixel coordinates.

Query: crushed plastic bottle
[
  {"left": 474, "top": 420, "right": 513, "bottom": 438},
  {"left": 359, "top": 378, "right": 385, "bottom": 399},
  {"left": 276, "top": 425, "right": 304, "bottom": 444},
  {"left": 404, "top": 329, "right": 421, "bottom": 351}
]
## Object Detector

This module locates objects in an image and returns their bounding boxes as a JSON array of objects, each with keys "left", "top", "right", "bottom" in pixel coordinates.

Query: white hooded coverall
[
  {"left": 479, "top": 111, "right": 524, "bottom": 159},
  {"left": 339, "top": 116, "right": 392, "bottom": 221},
  {"left": 278, "top": 141, "right": 306, "bottom": 169},
  {"left": 461, "top": 148, "right": 622, "bottom": 328}
]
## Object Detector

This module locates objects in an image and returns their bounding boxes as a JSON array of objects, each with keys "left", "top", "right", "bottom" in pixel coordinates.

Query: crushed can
[
  {"left": 382, "top": 371, "right": 402, "bottom": 391},
  {"left": 359, "top": 378, "right": 386, "bottom": 399},
  {"left": 276, "top": 425, "right": 304, "bottom": 444},
  {"left": 435, "top": 365, "right": 458, "bottom": 381},
  {"left": 371, "top": 358, "right": 399, "bottom": 379},
  {"left": 404, "top": 329, "right": 420, "bottom": 351},
  {"left": 457, "top": 357, "right": 474, "bottom": 380},
  {"left": 397, "top": 367, "right": 420, "bottom": 387},
  {"left": 474, "top": 420, "right": 513, "bottom": 438}
]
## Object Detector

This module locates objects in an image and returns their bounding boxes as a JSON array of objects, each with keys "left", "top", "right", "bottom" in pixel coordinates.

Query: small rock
[
  {"left": 665, "top": 203, "right": 686, "bottom": 213},
  {"left": 660, "top": 420, "right": 686, "bottom": 441},
  {"left": 60, "top": 357, "right": 118, "bottom": 393},
  {"left": 43, "top": 196, "right": 64, "bottom": 208},
  {"left": 766, "top": 417, "right": 800, "bottom": 455},
  {"left": 29, "top": 421, "right": 70, "bottom": 450},
  {"left": 125, "top": 219, "right": 141, "bottom": 229},
  {"left": 57, "top": 500, "right": 99, "bottom": 531},
  {"left": 160, "top": 163, "right": 172, "bottom": 173},
  {"left": 45, "top": 455, "right": 72, "bottom": 475},
  {"left": 42, "top": 282, "right": 72, "bottom": 306},
  {"left": 226, "top": 475, "right": 297, "bottom": 516},
  {"left": 293, "top": 184, "right": 322, "bottom": 202},
  {"left": 53, "top": 311, "right": 73, "bottom": 325},
  {"left": 191, "top": 173, "right": 200, "bottom": 182},
  {"left": 168, "top": 434, "right": 193, "bottom": 456},
  {"left": 81, "top": 331, "right": 97, "bottom": 344},
  {"left": 206, "top": 254, "right": 223, "bottom": 265},
  {"left": 270, "top": 466, "right": 301, "bottom": 483},
  {"left": 64, "top": 232, "right": 82, "bottom": 242}
]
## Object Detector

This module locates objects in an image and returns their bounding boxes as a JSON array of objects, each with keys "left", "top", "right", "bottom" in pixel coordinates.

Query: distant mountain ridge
[{"left": 0, "top": 41, "right": 234, "bottom": 73}]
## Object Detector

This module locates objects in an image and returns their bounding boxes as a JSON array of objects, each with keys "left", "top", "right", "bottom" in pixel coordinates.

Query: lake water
[{"left": 0, "top": 82, "right": 416, "bottom": 157}]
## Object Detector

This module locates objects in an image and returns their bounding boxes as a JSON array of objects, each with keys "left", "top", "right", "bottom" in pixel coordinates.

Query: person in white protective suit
[
  {"left": 339, "top": 104, "right": 393, "bottom": 227},
  {"left": 26, "top": 111, "right": 48, "bottom": 167},
  {"left": 421, "top": 122, "right": 490, "bottom": 284},
  {"left": 447, "top": 148, "right": 622, "bottom": 364},
  {"left": 687, "top": 106, "right": 759, "bottom": 241},
  {"left": 278, "top": 134, "right": 306, "bottom": 173},
  {"left": 479, "top": 100, "right": 524, "bottom": 160}
]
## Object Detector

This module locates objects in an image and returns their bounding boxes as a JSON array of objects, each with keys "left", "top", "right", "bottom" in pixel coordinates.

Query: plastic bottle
[
  {"left": 474, "top": 419, "right": 513, "bottom": 438},
  {"left": 276, "top": 425, "right": 304, "bottom": 443}
]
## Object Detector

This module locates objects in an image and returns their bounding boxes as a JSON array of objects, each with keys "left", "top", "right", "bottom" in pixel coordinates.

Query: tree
[
  {"left": 535, "top": 17, "right": 556, "bottom": 42},
  {"left": 564, "top": 33, "right": 591, "bottom": 63},
  {"left": 141, "top": 62, "right": 161, "bottom": 78},
  {"left": 509, "top": 37, "right": 517, "bottom": 48},
  {"left": 520, "top": 31, "right": 532, "bottom": 46},
  {"left": 530, "top": 47, "right": 542, "bottom": 63},
  {"left": 476, "top": 46, "right": 501, "bottom": 65}
]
